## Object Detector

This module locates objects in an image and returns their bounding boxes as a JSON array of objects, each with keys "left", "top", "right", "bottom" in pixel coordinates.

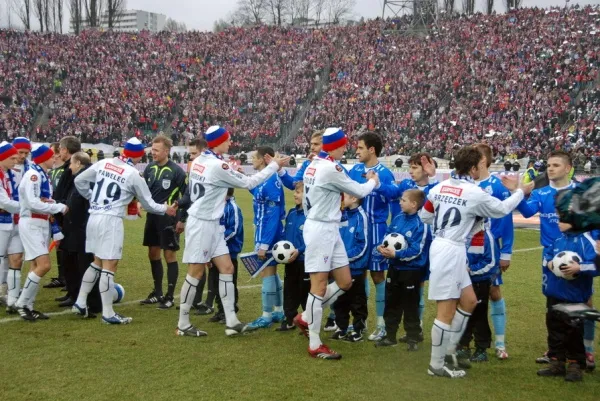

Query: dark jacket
[
  {"left": 53, "top": 159, "right": 72, "bottom": 227},
  {"left": 60, "top": 165, "right": 91, "bottom": 252}
]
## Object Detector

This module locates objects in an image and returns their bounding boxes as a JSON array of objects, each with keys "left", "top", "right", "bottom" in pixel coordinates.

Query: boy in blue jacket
[
  {"left": 537, "top": 227, "right": 599, "bottom": 382},
  {"left": 277, "top": 182, "right": 310, "bottom": 331},
  {"left": 376, "top": 189, "right": 430, "bottom": 350},
  {"left": 332, "top": 193, "right": 369, "bottom": 342},
  {"left": 458, "top": 228, "right": 499, "bottom": 362}
]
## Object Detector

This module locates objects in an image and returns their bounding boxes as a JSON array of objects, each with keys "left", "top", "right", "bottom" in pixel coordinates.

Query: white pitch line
[
  {"left": 0, "top": 284, "right": 262, "bottom": 325},
  {"left": 513, "top": 246, "right": 543, "bottom": 253}
]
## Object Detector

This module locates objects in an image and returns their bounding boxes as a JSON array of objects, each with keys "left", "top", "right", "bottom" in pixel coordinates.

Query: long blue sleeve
[
  {"left": 517, "top": 190, "right": 541, "bottom": 218},
  {"left": 499, "top": 213, "right": 514, "bottom": 260},
  {"left": 347, "top": 213, "right": 368, "bottom": 261}
]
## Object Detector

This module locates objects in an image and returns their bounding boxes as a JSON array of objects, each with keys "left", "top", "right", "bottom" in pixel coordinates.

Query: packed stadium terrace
[{"left": 0, "top": 6, "right": 599, "bottom": 162}]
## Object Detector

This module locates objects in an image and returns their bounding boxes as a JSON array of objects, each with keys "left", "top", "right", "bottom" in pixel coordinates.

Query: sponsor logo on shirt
[
  {"left": 193, "top": 164, "right": 205, "bottom": 174},
  {"left": 105, "top": 163, "right": 125, "bottom": 175},
  {"left": 306, "top": 168, "right": 316, "bottom": 177},
  {"left": 440, "top": 186, "right": 463, "bottom": 196}
]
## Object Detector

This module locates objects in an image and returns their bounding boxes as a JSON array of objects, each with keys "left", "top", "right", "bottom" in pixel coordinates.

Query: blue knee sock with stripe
[
  {"left": 491, "top": 299, "right": 506, "bottom": 349},
  {"left": 418, "top": 285, "right": 425, "bottom": 322},
  {"left": 584, "top": 320, "right": 595, "bottom": 354},
  {"left": 274, "top": 273, "right": 283, "bottom": 308},
  {"left": 375, "top": 281, "right": 385, "bottom": 322},
  {"left": 261, "top": 275, "right": 276, "bottom": 318}
]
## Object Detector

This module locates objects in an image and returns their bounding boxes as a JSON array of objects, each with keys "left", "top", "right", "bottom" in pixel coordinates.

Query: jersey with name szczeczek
[
  {"left": 420, "top": 176, "right": 524, "bottom": 244},
  {"left": 349, "top": 162, "right": 399, "bottom": 223},
  {"left": 302, "top": 154, "right": 376, "bottom": 223},
  {"left": 186, "top": 151, "right": 279, "bottom": 221},
  {"left": 143, "top": 160, "right": 186, "bottom": 205},
  {"left": 74, "top": 157, "right": 167, "bottom": 218}
]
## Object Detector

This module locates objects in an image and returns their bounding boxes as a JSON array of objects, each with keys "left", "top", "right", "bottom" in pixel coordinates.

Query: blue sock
[
  {"left": 584, "top": 320, "right": 595, "bottom": 354},
  {"left": 418, "top": 285, "right": 425, "bottom": 322},
  {"left": 274, "top": 274, "right": 283, "bottom": 308},
  {"left": 262, "top": 275, "right": 276, "bottom": 315},
  {"left": 365, "top": 277, "right": 370, "bottom": 299},
  {"left": 491, "top": 299, "right": 506, "bottom": 349},
  {"left": 375, "top": 281, "right": 385, "bottom": 320}
]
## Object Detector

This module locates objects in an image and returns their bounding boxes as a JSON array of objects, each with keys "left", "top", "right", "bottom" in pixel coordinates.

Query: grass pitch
[{"left": 0, "top": 190, "right": 598, "bottom": 401}]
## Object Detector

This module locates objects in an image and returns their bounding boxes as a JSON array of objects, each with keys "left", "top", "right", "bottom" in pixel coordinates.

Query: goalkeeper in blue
[
  {"left": 537, "top": 227, "right": 599, "bottom": 382},
  {"left": 247, "top": 146, "right": 286, "bottom": 329}
]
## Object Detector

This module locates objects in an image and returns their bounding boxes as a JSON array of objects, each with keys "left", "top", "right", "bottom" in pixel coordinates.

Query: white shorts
[
  {"left": 182, "top": 217, "right": 229, "bottom": 264},
  {"left": 428, "top": 238, "right": 472, "bottom": 301},
  {"left": 85, "top": 214, "right": 124, "bottom": 260},
  {"left": 0, "top": 226, "right": 23, "bottom": 256},
  {"left": 18, "top": 218, "right": 50, "bottom": 261},
  {"left": 303, "top": 219, "right": 349, "bottom": 274}
]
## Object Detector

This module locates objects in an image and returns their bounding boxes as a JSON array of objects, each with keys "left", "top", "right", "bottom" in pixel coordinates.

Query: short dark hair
[
  {"left": 548, "top": 150, "right": 572, "bottom": 167},
  {"left": 189, "top": 138, "right": 207, "bottom": 151},
  {"left": 404, "top": 188, "right": 425, "bottom": 209},
  {"left": 227, "top": 188, "right": 234, "bottom": 197},
  {"left": 358, "top": 132, "right": 383, "bottom": 157},
  {"left": 454, "top": 146, "right": 483, "bottom": 176},
  {"left": 473, "top": 143, "right": 493, "bottom": 168},
  {"left": 256, "top": 146, "right": 275, "bottom": 158},
  {"left": 408, "top": 152, "right": 433, "bottom": 167},
  {"left": 59, "top": 136, "right": 81, "bottom": 155}
]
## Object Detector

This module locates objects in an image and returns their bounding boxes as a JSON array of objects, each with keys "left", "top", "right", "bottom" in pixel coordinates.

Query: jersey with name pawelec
[
  {"left": 74, "top": 157, "right": 167, "bottom": 218},
  {"left": 186, "top": 151, "right": 279, "bottom": 221},
  {"left": 303, "top": 154, "right": 376, "bottom": 223},
  {"left": 420, "top": 176, "right": 524, "bottom": 244},
  {"left": 477, "top": 174, "right": 514, "bottom": 260},
  {"left": 349, "top": 162, "right": 399, "bottom": 223}
]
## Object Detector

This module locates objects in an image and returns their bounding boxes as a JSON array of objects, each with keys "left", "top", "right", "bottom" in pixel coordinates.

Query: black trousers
[
  {"left": 334, "top": 273, "right": 368, "bottom": 332},
  {"left": 546, "top": 296, "right": 586, "bottom": 365},
  {"left": 383, "top": 268, "right": 421, "bottom": 341},
  {"left": 459, "top": 280, "right": 491, "bottom": 350},
  {"left": 283, "top": 259, "right": 310, "bottom": 323},
  {"left": 62, "top": 250, "right": 101, "bottom": 313},
  {"left": 210, "top": 259, "right": 239, "bottom": 313}
]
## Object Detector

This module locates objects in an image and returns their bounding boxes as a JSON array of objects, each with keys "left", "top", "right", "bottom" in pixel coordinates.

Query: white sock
[
  {"left": 0, "top": 256, "right": 8, "bottom": 284},
  {"left": 178, "top": 274, "right": 199, "bottom": 329},
  {"left": 16, "top": 271, "right": 41, "bottom": 309},
  {"left": 262, "top": 311, "right": 272, "bottom": 319},
  {"left": 99, "top": 270, "right": 116, "bottom": 318},
  {"left": 306, "top": 293, "right": 324, "bottom": 350},
  {"left": 430, "top": 319, "right": 452, "bottom": 369},
  {"left": 447, "top": 309, "right": 471, "bottom": 355},
  {"left": 219, "top": 274, "right": 241, "bottom": 327},
  {"left": 7, "top": 268, "right": 21, "bottom": 306},
  {"left": 377, "top": 316, "right": 385, "bottom": 327},
  {"left": 321, "top": 282, "right": 345, "bottom": 309},
  {"left": 76, "top": 263, "right": 101, "bottom": 307},
  {"left": 274, "top": 306, "right": 283, "bottom": 313},
  {"left": 496, "top": 334, "right": 505, "bottom": 349}
]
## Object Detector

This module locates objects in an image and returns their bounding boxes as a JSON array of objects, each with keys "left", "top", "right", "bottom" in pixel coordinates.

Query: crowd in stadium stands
[{"left": 0, "top": 6, "right": 599, "bottom": 166}]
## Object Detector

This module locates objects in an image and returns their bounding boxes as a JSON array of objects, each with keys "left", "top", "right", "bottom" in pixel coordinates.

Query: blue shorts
[
  {"left": 368, "top": 222, "right": 388, "bottom": 272},
  {"left": 492, "top": 273, "right": 503, "bottom": 286},
  {"left": 255, "top": 222, "right": 284, "bottom": 267}
]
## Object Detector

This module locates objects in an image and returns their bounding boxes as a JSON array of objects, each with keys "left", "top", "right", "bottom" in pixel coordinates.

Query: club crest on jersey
[
  {"left": 323, "top": 256, "right": 329, "bottom": 264},
  {"left": 406, "top": 231, "right": 412, "bottom": 238},
  {"left": 484, "top": 186, "right": 493, "bottom": 195},
  {"left": 221, "top": 163, "right": 230, "bottom": 170},
  {"left": 193, "top": 164, "right": 205, "bottom": 174},
  {"left": 440, "top": 186, "right": 463, "bottom": 197},
  {"left": 30, "top": 175, "right": 38, "bottom": 182},
  {"left": 162, "top": 179, "right": 171, "bottom": 190},
  {"left": 306, "top": 168, "right": 315, "bottom": 177},
  {"left": 203, "top": 250, "right": 209, "bottom": 257},
  {"left": 335, "top": 165, "right": 343, "bottom": 172},
  {"left": 105, "top": 163, "right": 124, "bottom": 175}
]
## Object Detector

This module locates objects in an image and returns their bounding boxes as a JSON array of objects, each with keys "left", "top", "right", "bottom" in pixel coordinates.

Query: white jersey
[
  {"left": 302, "top": 156, "right": 376, "bottom": 223},
  {"left": 19, "top": 169, "right": 66, "bottom": 218},
  {"left": 11, "top": 162, "right": 28, "bottom": 187},
  {"left": 187, "top": 152, "right": 279, "bottom": 221},
  {"left": 420, "top": 177, "right": 524, "bottom": 244},
  {"left": 74, "top": 157, "right": 167, "bottom": 218}
]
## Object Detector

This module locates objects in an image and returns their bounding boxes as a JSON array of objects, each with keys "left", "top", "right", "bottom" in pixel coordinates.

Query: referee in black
[{"left": 139, "top": 135, "right": 187, "bottom": 309}]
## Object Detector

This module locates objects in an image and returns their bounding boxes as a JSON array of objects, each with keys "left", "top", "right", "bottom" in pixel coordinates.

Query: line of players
[{"left": 1, "top": 129, "right": 596, "bottom": 380}]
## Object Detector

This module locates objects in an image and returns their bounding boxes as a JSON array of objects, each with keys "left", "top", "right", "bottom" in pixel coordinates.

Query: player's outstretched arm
[
  {"left": 328, "top": 169, "right": 379, "bottom": 199},
  {"left": 23, "top": 172, "right": 68, "bottom": 215},
  {"left": 473, "top": 185, "right": 524, "bottom": 219},
  {"left": 132, "top": 174, "right": 169, "bottom": 215},
  {"left": 74, "top": 164, "right": 98, "bottom": 200},
  {"left": 218, "top": 155, "right": 289, "bottom": 190}
]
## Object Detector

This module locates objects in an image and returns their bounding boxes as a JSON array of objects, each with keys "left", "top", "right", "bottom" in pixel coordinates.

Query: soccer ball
[
  {"left": 551, "top": 251, "right": 581, "bottom": 280},
  {"left": 382, "top": 233, "right": 407, "bottom": 252},
  {"left": 272, "top": 240, "right": 296, "bottom": 264},
  {"left": 113, "top": 283, "right": 125, "bottom": 303}
]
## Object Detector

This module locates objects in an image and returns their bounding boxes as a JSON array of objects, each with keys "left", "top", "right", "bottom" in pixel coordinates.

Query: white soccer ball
[
  {"left": 113, "top": 283, "right": 125, "bottom": 303},
  {"left": 272, "top": 240, "right": 296, "bottom": 264},
  {"left": 382, "top": 233, "right": 407, "bottom": 252},
  {"left": 551, "top": 251, "right": 581, "bottom": 280}
]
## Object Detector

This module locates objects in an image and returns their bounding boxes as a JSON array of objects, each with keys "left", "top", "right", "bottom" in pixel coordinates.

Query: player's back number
[{"left": 434, "top": 205, "right": 462, "bottom": 232}]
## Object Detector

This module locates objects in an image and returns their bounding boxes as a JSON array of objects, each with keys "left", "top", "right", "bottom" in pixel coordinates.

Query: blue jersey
[
  {"left": 249, "top": 174, "right": 285, "bottom": 250},
  {"left": 284, "top": 206, "right": 306, "bottom": 261},
  {"left": 376, "top": 178, "right": 437, "bottom": 203},
  {"left": 280, "top": 159, "right": 310, "bottom": 190},
  {"left": 543, "top": 231, "right": 599, "bottom": 303},
  {"left": 221, "top": 197, "right": 244, "bottom": 257},
  {"left": 517, "top": 182, "right": 577, "bottom": 258},
  {"left": 339, "top": 206, "right": 369, "bottom": 275},
  {"left": 349, "top": 162, "right": 400, "bottom": 223},
  {"left": 467, "top": 229, "right": 499, "bottom": 283},
  {"left": 478, "top": 174, "right": 514, "bottom": 261},
  {"left": 385, "top": 211, "right": 430, "bottom": 271}
]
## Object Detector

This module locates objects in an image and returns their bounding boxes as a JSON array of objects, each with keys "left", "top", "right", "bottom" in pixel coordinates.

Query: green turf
[{"left": 0, "top": 190, "right": 598, "bottom": 401}]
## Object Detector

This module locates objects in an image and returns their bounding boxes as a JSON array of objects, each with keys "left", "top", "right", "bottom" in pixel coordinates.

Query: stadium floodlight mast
[{"left": 382, "top": 0, "right": 438, "bottom": 30}]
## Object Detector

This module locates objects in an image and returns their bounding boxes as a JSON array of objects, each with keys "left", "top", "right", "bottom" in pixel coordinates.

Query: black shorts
[{"left": 143, "top": 214, "right": 180, "bottom": 251}]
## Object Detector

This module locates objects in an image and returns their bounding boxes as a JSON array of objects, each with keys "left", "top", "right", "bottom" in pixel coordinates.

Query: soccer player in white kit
[
  {"left": 292, "top": 127, "right": 380, "bottom": 360},
  {"left": 0, "top": 142, "right": 24, "bottom": 312},
  {"left": 420, "top": 146, "right": 532, "bottom": 378},
  {"left": 14, "top": 144, "right": 69, "bottom": 321},
  {"left": 176, "top": 126, "right": 290, "bottom": 337},
  {"left": 73, "top": 138, "right": 178, "bottom": 324}
]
